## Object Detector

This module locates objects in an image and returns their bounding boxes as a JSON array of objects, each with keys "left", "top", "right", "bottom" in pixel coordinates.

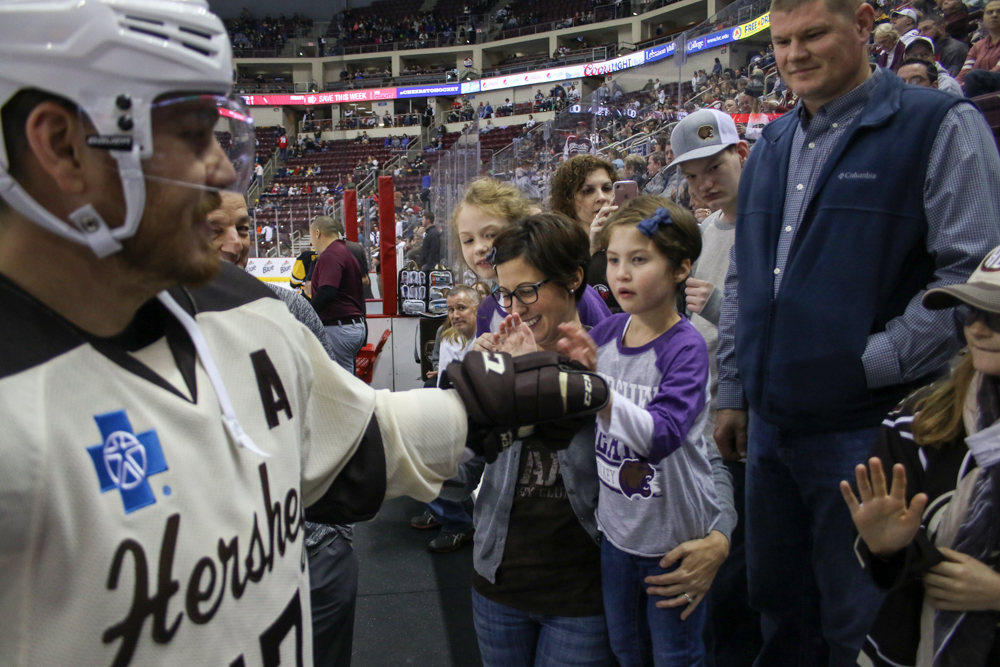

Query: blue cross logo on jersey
[{"left": 86, "top": 410, "right": 168, "bottom": 514}]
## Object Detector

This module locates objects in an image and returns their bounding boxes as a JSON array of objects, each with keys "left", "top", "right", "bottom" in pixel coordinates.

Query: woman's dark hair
[
  {"left": 491, "top": 213, "right": 590, "bottom": 303},
  {"left": 550, "top": 154, "right": 619, "bottom": 222}
]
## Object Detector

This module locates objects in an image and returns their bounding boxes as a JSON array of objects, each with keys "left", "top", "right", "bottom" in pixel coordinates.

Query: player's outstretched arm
[{"left": 301, "top": 334, "right": 608, "bottom": 521}]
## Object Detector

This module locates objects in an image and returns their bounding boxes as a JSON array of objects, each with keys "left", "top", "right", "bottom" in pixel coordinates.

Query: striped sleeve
[{"left": 956, "top": 39, "right": 983, "bottom": 84}]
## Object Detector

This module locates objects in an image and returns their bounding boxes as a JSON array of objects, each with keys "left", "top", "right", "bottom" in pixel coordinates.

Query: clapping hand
[
  {"left": 840, "top": 457, "right": 928, "bottom": 557},
  {"left": 497, "top": 314, "right": 537, "bottom": 357},
  {"left": 472, "top": 331, "right": 500, "bottom": 354}
]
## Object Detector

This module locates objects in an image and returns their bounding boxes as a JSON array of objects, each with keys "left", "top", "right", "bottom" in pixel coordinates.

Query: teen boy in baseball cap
[{"left": 668, "top": 105, "right": 759, "bottom": 664}]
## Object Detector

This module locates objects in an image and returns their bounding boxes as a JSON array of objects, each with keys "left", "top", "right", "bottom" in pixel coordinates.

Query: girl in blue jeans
[{"left": 562, "top": 197, "right": 721, "bottom": 667}]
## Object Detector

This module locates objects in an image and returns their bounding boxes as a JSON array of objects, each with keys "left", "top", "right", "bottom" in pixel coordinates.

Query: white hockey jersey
[{"left": 0, "top": 264, "right": 468, "bottom": 666}]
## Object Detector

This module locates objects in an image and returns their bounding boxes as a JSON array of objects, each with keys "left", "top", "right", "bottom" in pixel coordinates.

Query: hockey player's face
[{"left": 120, "top": 98, "right": 238, "bottom": 286}]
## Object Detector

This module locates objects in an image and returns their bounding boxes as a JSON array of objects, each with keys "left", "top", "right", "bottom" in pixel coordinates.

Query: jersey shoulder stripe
[
  {"left": 0, "top": 263, "right": 276, "bottom": 383},
  {"left": 0, "top": 273, "right": 87, "bottom": 380},
  {"left": 181, "top": 262, "right": 278, "bottom": 315}
]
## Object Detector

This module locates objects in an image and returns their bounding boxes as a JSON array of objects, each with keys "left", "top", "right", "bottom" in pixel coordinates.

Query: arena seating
[
  {"left": 255, "top": 126, "right": 282, "bottom": 162},
  {"left": 974, "top": 92, "right": 1000, "bottom": 152}
]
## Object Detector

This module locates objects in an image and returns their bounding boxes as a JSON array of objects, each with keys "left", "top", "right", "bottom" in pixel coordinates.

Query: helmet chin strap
[{"left": 0, "top": 145, "right": 146, "bottom": 259}]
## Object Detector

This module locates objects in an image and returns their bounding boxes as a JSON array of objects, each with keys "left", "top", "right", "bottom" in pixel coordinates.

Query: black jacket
[
  {"left": 857, "top": 393, "right": 1000, "bottom": 665},
  {"left": 419, "top": 225, "right": 442, "bottom": 273}
]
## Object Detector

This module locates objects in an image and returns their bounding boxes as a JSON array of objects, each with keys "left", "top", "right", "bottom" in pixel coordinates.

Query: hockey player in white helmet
[{"left": 0, "top": 1, "right": 609, "bottom": 665}]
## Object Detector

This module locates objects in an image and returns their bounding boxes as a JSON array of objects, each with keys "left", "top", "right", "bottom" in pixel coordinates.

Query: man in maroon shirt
[
  {"left": 309, "top": 216, "right": 367, "bottom": 372},
  {"left": 958, "top": 0, "right": 1000, "bottom": 96}
]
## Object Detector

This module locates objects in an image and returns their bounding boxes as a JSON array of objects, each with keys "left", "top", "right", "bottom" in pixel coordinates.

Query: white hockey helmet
[{"left": 0, "top": 0, "right": 254, "bottom": 257}]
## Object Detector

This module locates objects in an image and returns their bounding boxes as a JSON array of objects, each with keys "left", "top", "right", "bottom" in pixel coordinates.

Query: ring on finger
[{"left": 683, "top": 593, "right": 693, "bottom": 604}]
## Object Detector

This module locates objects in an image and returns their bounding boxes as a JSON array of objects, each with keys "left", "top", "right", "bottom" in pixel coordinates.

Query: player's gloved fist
[{"left": 443, "top": 350, "right": 610, "bottom": 463}]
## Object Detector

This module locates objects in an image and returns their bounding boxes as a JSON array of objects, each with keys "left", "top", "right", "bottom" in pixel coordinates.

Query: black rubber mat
[{"left": 352, "top": 496, "right": 483, "bottom": 667}]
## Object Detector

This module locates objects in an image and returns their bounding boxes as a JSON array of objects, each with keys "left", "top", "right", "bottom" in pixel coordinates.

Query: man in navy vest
[{"left": 714, "top": 0, "right": 1000, "bottom": 664}]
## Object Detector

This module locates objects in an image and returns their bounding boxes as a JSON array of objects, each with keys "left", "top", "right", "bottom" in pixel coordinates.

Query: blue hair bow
[{"left": 636, "top": 207, "right": 673, "bottom": 238}]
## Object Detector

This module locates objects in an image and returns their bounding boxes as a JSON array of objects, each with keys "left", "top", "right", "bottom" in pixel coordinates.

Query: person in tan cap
[{"left": 843, "top": 246, "right": 1000, "bottom": 667}]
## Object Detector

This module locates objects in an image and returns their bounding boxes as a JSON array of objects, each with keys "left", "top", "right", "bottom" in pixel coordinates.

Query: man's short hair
[
  {"left": 920, "top": 13, "right": 946, "bottom": 28},
  {"left": 423, "top": 211, "right": 435, "bottom": 223},
  {"left": 899, "top": 58, "right": 938, "bottom": 84},
  {"left": 624, "top": 154, "right": 647, "bottom": 174},
  {"left": 770, "top": 0, "right": 862, "bottom": 20},
  {"left": 648, "top": 151, "right": 667, "bottom": 167},
  {"left": 311, "top": 215, "right": 344, "bottom": 237}
]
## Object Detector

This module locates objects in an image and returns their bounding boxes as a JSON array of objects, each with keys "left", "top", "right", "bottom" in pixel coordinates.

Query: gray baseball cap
[
  {"left": 669, "top": 109, "right": 741, "bottom": 168},
  {"left": 924, "top": 246, "right": 1000, "bottom": 312}
]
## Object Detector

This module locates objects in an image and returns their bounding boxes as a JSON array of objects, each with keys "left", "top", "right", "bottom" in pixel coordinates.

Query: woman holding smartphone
[{"left": 550, "top": 155, "right": 629, "bottom": 313}]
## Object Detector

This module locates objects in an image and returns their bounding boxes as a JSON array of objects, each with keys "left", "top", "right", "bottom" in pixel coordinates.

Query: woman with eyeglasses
[
  {"left": 843, "top": 247, "right": 1000, "bottom": 667},
  {"left": 451, "top": 178, "right": 611, "bottom": 342},
  {"left": 445, "top": 212, "right": 735, "bottom": 667},
  {"left": 449, "top": 213, "right": 615, "bottom": 666}
]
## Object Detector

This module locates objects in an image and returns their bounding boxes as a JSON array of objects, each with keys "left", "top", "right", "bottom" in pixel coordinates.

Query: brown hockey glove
[{"left": 442, "top": 350, "right": 610, "bottom": 463}]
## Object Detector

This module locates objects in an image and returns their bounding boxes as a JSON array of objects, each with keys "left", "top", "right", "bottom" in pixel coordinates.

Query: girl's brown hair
[
  {"left": 550, "top": 154, "right": 619, "bottom": 223},
  {"left": 599, "top": 195, "right": 701, "bottom": 281},
  {"left": 911, "top": 353, "right": 976, "bottom": 448}
]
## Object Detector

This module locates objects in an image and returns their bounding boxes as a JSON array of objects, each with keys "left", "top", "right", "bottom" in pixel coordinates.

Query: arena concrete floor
[{"left": 351, "top": 496, "right": 483, "bottom": 666}]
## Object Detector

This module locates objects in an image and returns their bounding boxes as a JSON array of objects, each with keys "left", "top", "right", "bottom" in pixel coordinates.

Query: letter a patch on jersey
[{"left": 86, "top": 410, "right": 168, "bottom": 514}]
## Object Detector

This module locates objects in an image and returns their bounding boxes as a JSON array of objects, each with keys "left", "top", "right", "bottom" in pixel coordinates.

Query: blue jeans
[
  {"left": 745, "top": 412, "right": 883, "bottom": 667},
  {"left": 601, "top": 538, "right": 707, "bottom": 667},
  {"left": 471, "top": 589, "right": 613, "bottom": 667},
  {"left": 324, "top": 322, "right": 367, "bottom": 374},
  {"left": 426, "top": 497, "right": 473, "bottom": 534}
]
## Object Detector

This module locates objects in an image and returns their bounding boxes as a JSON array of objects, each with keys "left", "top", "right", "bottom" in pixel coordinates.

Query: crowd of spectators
[
  {"left": 327, "top": 3, "right": 489, "bottom": 50},
  {"left": 869, "top": 0, "right": 1000, "bottom": 97},
  {"left": 226, "top": 8, "right": 314, "bottom": 56}
]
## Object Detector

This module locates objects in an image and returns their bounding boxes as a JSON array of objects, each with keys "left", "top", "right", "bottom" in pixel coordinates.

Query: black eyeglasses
[
  {"left": 492, "top": 279, "right": 551, "bottom": 308},
  {"left": 956, "top": 304, "right": 1000, "bottom": 333}
]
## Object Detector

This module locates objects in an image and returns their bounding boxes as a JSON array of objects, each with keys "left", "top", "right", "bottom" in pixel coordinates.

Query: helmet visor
[{"left": 141, "top": 93, "right": 255, "bottom": 194}]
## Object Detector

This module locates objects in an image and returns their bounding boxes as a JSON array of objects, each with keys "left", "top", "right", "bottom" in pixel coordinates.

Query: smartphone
[{"left": 613, "top": 180, "right": 639, "bottom": 207}]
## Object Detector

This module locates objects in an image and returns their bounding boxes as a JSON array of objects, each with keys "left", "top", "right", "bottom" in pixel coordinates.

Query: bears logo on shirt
[{"left": 618, "top": 459, "right": 656, "bottom": 499}]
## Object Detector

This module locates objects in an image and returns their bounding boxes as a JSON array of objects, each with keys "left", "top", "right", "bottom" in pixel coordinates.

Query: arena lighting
[{"left": 240, "top": 12, "right": 770, "bottom": 107}]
